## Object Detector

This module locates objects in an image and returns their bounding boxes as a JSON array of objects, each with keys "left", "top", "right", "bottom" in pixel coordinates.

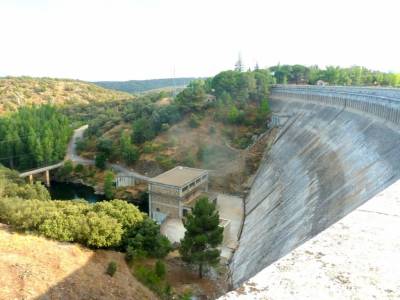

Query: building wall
[
  {"left": 149, "top": 179, "right": 209, "bottom": 220},
  {"left": 151, "top": 193, "right": 180, "bottom": 218}
]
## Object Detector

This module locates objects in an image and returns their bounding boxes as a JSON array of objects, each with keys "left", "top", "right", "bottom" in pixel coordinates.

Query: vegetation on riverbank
[{"left": 0, "top": 166, "right": 167, "bottom": 251}]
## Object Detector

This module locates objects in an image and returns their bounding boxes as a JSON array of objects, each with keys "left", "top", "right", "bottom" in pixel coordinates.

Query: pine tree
[
  {"left": 179, "top": 197, "right": 223, "bottom": 278},
  {"left": 104, "top": 171, "right": 115, "bottom": 199}
]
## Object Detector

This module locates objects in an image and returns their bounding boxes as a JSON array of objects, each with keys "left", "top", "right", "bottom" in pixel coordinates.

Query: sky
[{"left": 0, "top": 0, "right": 399, "bottom": 81}]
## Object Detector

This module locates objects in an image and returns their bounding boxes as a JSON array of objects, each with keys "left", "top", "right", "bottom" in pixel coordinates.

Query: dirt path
[{"left": 67, "top": 125, "right": 150, "bottom": 181}]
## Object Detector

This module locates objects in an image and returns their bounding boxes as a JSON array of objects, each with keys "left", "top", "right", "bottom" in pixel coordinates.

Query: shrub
[
  {"left": 93, "top": 199, "right": 144, "bottom": 229},
  {"left": 183, "top": 153, "right": 195, "bottom": 167},
  {"left": 161, "top": 123, "right": 170, "bottom": 131},
  {"left": 104, "top": 171, "right": 115, "bottom": 199},
  {"left": 74, "top": 164, "right": 84, "bottom": 173},
  {"left": 95, "top": 153, "right": 107, "bottom": 169},
  {"left": 57, "top": 160, "right": 74, "bottom": 178},
  {"left": 188, "top": 114, "right": 200, "bottom": 128},
  {"left": 155, "top": 260, "right": 166, "bottom": 279},
  {"left": 126, "top": 245, "right": 147, "bottom": 262},
  {"left": 0, "top": 197, "right": 146, "bottom": 249},
  {"left": 5, "top": 182, "right": 51, "bottom": 201},
  {"left": 155, "top": 155, "right": 175, "bottom": 170},
  {"left": 85, "top": 212, "right": 123, "bottom": 247},
  {"left": 135, "top": 266, "right": 161, "bottom": 292},
  {"left": 122, "top": 218, "right": 172, "bottom": 259},
  {"left": 106, "top": 261, "right": 117, "bottom": 277}
]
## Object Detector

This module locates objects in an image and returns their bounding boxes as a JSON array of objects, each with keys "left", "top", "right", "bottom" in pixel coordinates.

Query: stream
[{"left": 48, "top": 181, "right": 105, "bottom": 203}]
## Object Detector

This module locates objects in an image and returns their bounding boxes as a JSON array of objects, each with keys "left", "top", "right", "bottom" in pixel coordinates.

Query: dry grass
[
  {"left": 0, "top": 77, "right": 133, "bottom": 114},
  {"left": 0, "top": 223, "right": 155, "bottom": 300}
]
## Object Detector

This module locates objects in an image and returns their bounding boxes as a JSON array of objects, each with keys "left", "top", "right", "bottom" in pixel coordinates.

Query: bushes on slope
[{"left": 0, "top": 198, "right": 144, "bottom": 248}]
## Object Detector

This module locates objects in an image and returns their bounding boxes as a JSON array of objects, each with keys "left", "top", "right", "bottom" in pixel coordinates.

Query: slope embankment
[
  {"left": 230, "top": 85, "right": 400, "bottom": 287},
  {"left": 0, "top": 223, "right": 155, "bottom": 299}
]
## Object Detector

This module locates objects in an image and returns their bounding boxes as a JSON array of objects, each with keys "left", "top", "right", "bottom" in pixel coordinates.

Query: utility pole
[{"left": 235, "top": 53, "right": 244, "bottom": 72}]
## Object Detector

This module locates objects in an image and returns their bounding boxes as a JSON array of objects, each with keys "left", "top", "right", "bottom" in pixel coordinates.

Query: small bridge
[
  {"left": 19, "top": 161, "right": 65, "bottom": 186},
  {"left": 17, "top": 124, "right": 151, "bottom": 187}
]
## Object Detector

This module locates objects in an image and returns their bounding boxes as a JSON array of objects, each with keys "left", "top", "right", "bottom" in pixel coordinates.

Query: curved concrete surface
[
  {"left": 222, "top": 179, "right": 400, "bottom": 299},
  {"left": 230, "top": 86, "right": 400, "bottom": 287}
]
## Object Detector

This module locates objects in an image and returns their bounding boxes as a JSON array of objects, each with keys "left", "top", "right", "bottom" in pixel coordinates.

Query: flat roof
[{"left": 150, "top": 166, "right": 208, "bottom": 187}]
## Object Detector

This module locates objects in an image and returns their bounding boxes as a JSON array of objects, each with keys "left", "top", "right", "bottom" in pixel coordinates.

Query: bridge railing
[
  {"left": 19, "top": 161, "right": 65, "bottom": 177},
  {"left": 271, "top": 85, "right": 400, "bottom": 125}
]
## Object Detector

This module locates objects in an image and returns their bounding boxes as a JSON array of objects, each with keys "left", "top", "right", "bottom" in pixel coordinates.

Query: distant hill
[
  {"left": 0, "top": 77, "right": 133, "bottom": 114},
  {"left": 94, "top": 77, "right": 197, "bottom": 93}
]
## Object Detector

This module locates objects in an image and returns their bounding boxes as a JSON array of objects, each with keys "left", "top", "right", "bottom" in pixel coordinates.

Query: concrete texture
[
  {"left": 160, "top": 218, "right": 185, "bottom": 244},
  {"left": 230, "top": 86, "right": 400, "bottom": 287},
  {"left": 217, "top": 194, "right": 243, "bottom": 260},
  {"left": 221, "top": 179, "right": 400, "bottom": 300}
]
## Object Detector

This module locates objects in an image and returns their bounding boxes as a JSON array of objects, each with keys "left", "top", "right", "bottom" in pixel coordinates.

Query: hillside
[
  {"left": 0, "top": 77, "right": 133, "bottom": 114},
  {"left": 94, "top": 77, "right": 197, "bottom": 93},
  {"left": 0, "top": 223, "right": 155, "bottom": 300}
]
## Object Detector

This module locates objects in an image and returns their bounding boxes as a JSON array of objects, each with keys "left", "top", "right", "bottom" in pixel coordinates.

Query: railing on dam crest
[{"left": 270, "top": 85, "right": 400, "bottom": 125}]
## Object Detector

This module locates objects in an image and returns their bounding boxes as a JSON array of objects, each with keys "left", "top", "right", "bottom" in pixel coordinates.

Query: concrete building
[{"left": 148, "top": 166, "right": 212, "bottom": 223}]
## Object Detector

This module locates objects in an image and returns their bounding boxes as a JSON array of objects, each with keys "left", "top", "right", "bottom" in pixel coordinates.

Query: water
[
  {"left": 48, "top": 181, "right": 105, "bottom": 203},
  {"left": 47, "top": 181, "right": 149, "bottom": 214}
]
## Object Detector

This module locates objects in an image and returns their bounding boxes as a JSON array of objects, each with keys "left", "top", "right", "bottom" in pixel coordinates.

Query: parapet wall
[
  {"left": 272, "top": 85, "right": 400, "bottom": 124},
  {"left": 230, "top": 85, "right": 400, "bottom": 287}
]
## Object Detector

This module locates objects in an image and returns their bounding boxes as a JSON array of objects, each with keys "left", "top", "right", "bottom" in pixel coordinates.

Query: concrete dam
[{"left": 230, "top": 85, "right": 400, "bottom": 287}]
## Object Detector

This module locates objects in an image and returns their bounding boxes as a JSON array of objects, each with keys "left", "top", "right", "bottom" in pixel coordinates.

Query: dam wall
[{"left": 230, "top": 85, "right": 400, "bottom": 287}]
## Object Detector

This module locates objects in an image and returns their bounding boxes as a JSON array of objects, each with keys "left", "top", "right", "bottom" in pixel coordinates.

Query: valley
[{"left": 1, "top": 64, "right": 400, "bottom": 300}]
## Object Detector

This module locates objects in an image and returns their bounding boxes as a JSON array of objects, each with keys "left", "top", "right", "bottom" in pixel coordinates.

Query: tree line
[
  {"left": 0, "top": 105, "right": 72, "bottom": 171},
  {"left": 269, "top": 64, "right": 400, "bottom": 86}
]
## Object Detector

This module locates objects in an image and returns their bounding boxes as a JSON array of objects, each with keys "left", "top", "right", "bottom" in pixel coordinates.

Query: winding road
[{"left": 67, "top": 125, "right": 150, "bottom": 181}]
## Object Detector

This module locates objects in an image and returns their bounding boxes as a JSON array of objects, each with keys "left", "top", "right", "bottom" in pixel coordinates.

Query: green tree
[
  {"left": 58, "top": 160, "right": 74, "bottom": 178},
  {"left": 96, "top": 138, "right": 113, "bottom": 158},
  {"left": 179, "top": 197, "right": 223, "bottom": 278},
  {"left": 95, "top": 153, "right": 107, "bottom": 169},
  {"left": 123, "top": 218, "right": 172, "bottom": 259},
  {"left": 104, "top": 171, "right": 115, "bottom": 199},
  {"left": 228, "top": 105, "right": 239, "bottom": 124},
  {"left": 175, "top": 80, "right": 207, "bottom": 112},
  {"left": 120, "top": 132, "right": 140, "bottom": 164},
  {"left": 0, "top": 105, "right": 72, "bottom": 171},
  {"left": 260, "top": 99, "right": 269, "bottom": 114},
  {"left": 132, "top": 118, "right": 155, "bottom": 144}
]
